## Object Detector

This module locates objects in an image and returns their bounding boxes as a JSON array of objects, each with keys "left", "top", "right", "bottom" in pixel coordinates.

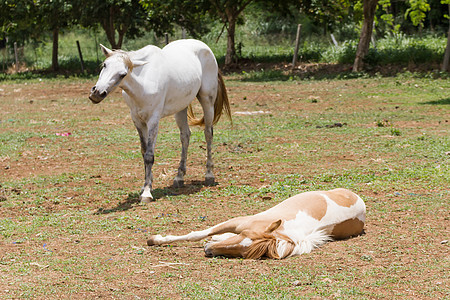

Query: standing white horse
[{"left": 89, "top": 39, "right": 231, "bottom": 203}]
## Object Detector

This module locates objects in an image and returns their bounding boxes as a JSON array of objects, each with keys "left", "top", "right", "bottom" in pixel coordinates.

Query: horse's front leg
[
  {"left": 139, "top": 118, "right": 160, "bottom": 204},
  {"left": 173, "top": 109, "right": 191, "bottom": 187}
]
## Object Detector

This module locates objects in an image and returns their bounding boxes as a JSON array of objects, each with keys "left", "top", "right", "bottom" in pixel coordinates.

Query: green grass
[{"left": 0, "top": 73, "right": 449, "bottom": 298}]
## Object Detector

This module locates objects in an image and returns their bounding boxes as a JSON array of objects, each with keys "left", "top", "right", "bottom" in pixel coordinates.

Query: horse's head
[
  {"left": 204, "top": 220, "right": 295, "bottom": 259},
  {"left": 89, "top": 44, "right": 146, "bottom": 104}
]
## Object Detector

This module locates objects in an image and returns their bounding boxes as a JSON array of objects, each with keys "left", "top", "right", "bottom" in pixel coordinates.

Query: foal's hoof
[
  {"left": 173, "top": 179, "right": 184, "bottom": 188},
  {"left": 139, "top": 195, "right": 154, "bottom": 204},
  {"left": 205, "top": 177, "right": 215, "bottom": 186},
  {"left": 147, "top": 235, "right": 162, "bottom": 246}
]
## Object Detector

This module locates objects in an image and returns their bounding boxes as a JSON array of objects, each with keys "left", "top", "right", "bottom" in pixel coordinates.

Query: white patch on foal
[
  {"left": 239, "top": 238, "right": 253, "bottom": 247},
  {"left": 211, "top": 233, "right": 237, "bottom": 242}
]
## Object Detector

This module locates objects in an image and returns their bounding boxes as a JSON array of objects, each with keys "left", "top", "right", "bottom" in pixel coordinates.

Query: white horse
[
  {"left": 147, "top": 188, "right": 366, "bottom": 259},
  {"left": 89, "top": 39, "right": 231, "bottom": 203}
]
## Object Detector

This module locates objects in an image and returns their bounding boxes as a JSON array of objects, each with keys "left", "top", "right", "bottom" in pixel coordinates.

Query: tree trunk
[
  {"left": 102, "top": 7, "right": 119, "bottom": 49},
  {"left": 353, "top": 0, "right": 379, "bottom": 72},
  {"left": 117, "top": 24, "right": 128, "bottom": 50},
  {"left": 442, "top": 5, "right": 450, "bottom": 72},
  {"left": 208, "top": 0, "right": 253, "bottom": 67},
  {"left": 225, "top": 17, "right": 237, "bottom": 66},
  {"left": 52, "top": 27, "right": 59, "bottom": 72}
]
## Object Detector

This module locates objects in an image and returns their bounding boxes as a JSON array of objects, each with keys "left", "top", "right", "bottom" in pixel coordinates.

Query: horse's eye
[
  {"left": 103, "top": 63, "right": 107, "bottom": 69},
  {"left": 119, "top": 73, "right": 127, "bottom": 78}
]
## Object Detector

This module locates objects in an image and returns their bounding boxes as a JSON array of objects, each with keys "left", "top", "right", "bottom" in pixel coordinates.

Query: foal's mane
[{"left": 244, "top": 233, "right": 295, "bottom": 260}]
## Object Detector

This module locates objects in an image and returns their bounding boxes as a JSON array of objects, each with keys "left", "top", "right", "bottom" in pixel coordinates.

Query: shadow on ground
[
  {"left": 421, "top": 98, "right": 450, "bottom": 105},
  {"left": 94, "top": 180, "right": 208, "bottom": 214}
]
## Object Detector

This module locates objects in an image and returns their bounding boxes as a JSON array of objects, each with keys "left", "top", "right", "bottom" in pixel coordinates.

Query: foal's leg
[
  {"left": 147, "top": 216, "right": 249, "bottom": 245},
  {"left": 173, "top": 108, "right": 191, "bottom": 188},
  {"left": 140, "top": 117, "right": 160, "bottom": 204}
]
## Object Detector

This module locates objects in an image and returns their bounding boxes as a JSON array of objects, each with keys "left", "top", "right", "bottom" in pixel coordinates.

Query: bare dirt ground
[{"left": 0, "top": 73, "right": 449, "bottom": 299}]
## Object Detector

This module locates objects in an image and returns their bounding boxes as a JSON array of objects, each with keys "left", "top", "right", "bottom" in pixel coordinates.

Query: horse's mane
[{"left": 106, "top": 50, "right": 134, "bottom": 73}]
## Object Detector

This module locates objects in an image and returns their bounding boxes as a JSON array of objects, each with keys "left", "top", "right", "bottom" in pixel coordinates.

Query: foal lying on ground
[{"left": 147, "top": 188, "right": 366, "bottom": 259}]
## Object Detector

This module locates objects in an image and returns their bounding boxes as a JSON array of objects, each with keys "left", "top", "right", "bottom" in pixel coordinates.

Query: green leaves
[{"left": 405, "top": 0, "right": 431, "bottom": 27}]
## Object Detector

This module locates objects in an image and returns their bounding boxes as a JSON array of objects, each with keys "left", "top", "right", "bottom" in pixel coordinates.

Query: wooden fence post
[
  {"left": 442, "top": 5, "right": 450, "bottom": 72},
  {"left": 76, "top": 40, "right": 85, "bottom": 73},
  {"left": 330, "top": 34, "right": 338, "bottom": 46},
  {"left": 292, "top": 24, "right": 302, "bottom": 69},
  {"left": 14, "top": 42, "right": 19, "bottom": 72}
]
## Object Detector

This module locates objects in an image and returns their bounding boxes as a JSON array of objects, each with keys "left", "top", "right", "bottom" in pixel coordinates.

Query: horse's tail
[{"left": 188, "top": 71, "right": 232, "bottom": 126}]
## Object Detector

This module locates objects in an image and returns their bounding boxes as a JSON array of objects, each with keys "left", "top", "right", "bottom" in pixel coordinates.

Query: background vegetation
[{"left": 1, "top": 0, "right": 450, "bottom": 74}]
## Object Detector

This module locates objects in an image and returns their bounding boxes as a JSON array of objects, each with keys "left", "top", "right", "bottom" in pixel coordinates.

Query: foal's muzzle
[
  {"left": 204, "top": 243, "right": 214, "bottom": 257},
  {"left": 89, "top": 86, "right": 107, "bottom": 104}
]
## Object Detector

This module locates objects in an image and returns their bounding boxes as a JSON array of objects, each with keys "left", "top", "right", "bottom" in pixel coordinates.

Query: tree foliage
[
  {"left": 0, "top": 0, "right": 39, "bottom": 42},
  {"left": 140, "top": 0, "right": 211, "bottom": 38},
  {"left": 405, "top": 0, "right": 431, "bottom": 27},
  {"left": 1, "top": 0, "right": 450, "bottom": 72},
  {"left": 0, "top": 0, "right": 75, "bottom": 70},
  {"left": 74, "top": 0, "right": 151, "bottom": 49}
]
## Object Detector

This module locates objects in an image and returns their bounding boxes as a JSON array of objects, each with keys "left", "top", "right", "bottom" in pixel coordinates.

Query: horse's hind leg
[
  {"left": 173, "top": 108, "right": 191, "bottom": 188},
  {"left": 198, "top": 96, "right": 215, "bottom": 186}
]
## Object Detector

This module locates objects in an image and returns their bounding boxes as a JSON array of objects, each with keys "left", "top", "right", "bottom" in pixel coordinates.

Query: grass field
[{"left": 0, "top": 71, "right": 449, "bottom": 299}]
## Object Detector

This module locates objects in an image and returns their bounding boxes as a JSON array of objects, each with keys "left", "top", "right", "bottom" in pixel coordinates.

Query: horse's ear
[
  {"left": 100, "top": 44, "right": 113, "bottom": 57},
  {"left": 131, "top": 59, "right": 149, "bottom": 68},
  {"left": 265, "top": 219, "right": 282, "bottom": 234}
]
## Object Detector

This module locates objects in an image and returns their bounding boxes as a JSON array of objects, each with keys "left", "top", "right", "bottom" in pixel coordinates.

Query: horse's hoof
[
  {"left": 139, "top": 195, "right": 154, "bottom": 204},
  {"left": 173, "top": 179, "right": 184, "bottom": 188},
  {"left": 205, "top": 177, "right": 215, "bottom": 186}
]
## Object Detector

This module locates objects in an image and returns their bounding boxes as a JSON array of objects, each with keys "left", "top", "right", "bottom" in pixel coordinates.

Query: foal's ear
[
  {"left": 265, "top": 219, "right": 282, "bottom": 234},
  {"left": 100, "top": 44, "right": 113, "bottom": 57}
]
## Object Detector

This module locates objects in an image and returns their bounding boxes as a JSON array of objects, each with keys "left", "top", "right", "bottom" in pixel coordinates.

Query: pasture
[{"left": 0, "top": 72, "right": 449, "bottom": 298}]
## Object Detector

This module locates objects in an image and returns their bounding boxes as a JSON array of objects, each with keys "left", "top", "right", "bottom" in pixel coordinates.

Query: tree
[
  {"left": 353, "top": 0, "right": 378, "bottom": 72},
  {"left": 353, "top": 0, "right": 439, "bottom": 72},
  {"left": 300, "top": 0, "right": 355, "bottom": 34},
  {"left": 207, "top": 0, "right": 252, "bottom": 65},
  {"left": 207, "top": 0, "right": 299, "bottom": 66},
  {"left": 75, "top": 0, "right": 150, "bottom": 49},
  {"left": 34, "top": 0, "right": 74, "bottom": 71},
  {"left": 442, "top": 0, "right": 450, "bottom": 71},
  {"left": 141, "top": 0, "right": 211, "bottom": 38},
  {"left": 0, "top": 0, "right": 73, "bottom": 71},
  {"left": 0, "top": 1, "right": 39, "bottom": 44}
]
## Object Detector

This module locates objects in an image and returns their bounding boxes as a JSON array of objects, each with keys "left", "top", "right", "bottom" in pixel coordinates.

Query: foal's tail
[{"left": 188, "top": 71, "right": 232, "bottom": 126}]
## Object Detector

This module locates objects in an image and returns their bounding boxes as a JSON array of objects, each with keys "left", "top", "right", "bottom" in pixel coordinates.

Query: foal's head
[
  {"left": 204, "top": 220, "right": 295, "bottom": 259},
  {"left": 89, "top": 44, "right": 141, "bottom": 104}
]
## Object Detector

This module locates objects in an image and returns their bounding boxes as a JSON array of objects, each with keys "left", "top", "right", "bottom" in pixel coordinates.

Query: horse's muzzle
[{"left": 89, "top": 86, "right": 107, "bottom": 104}]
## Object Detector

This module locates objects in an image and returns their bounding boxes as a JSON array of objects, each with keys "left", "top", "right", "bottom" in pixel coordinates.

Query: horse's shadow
[
  {"left": 421, "top": 97, "right": 450, "bottom": 105},
  {"left": 94, "top": 180, "right": 208, "bottom": 215}
]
